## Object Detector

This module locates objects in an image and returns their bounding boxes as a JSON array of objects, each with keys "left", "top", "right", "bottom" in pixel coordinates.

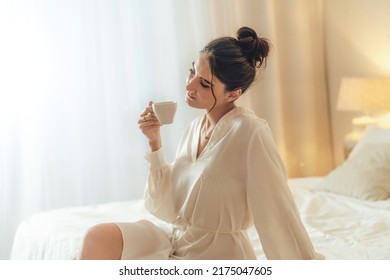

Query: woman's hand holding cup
[{"left": 138, "top": 101, "right": 162, "bottom": 151}]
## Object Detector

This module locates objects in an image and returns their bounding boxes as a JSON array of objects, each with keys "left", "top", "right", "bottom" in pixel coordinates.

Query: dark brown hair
[{"left": 201, "top": 26, "right": 270, "bottom": 96}]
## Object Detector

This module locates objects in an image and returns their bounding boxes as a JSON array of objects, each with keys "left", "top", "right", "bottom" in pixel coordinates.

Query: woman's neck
[{"left": 205, "top": 103, "right": 237, "bottom": 127}]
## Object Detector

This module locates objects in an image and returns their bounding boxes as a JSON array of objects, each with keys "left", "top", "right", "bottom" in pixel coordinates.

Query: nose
[{"left": 186, "top": 75, "right": 196, "bottom": 92}]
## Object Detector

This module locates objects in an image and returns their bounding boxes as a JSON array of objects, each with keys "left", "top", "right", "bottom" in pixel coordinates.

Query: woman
[{"left": 80, "top": 26, "right": 322, "bottom": 260}]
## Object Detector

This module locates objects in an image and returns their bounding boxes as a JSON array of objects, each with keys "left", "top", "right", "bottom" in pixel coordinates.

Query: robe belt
[{"left": 173, "top": 216, "right": 244, "bottom": 234}]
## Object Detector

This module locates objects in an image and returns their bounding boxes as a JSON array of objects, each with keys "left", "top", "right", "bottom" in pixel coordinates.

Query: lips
[{"left": 186, "top": 92, "right": 196, "bottom": 100}]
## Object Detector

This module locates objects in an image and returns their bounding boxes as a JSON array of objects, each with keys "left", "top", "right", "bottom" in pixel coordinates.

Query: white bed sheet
[{"left": 10, "top": 177, "right": 390, "bottom": 260}]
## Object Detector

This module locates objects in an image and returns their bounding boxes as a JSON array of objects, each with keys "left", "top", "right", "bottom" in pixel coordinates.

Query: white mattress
[{"left": 10, "top": 177, "right": 390, "bottom": 260}]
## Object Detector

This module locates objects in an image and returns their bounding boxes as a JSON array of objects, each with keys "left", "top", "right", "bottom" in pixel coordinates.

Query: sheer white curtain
[
  {"left": 0, "top": 0, "right": 333, "bottom": 259},
  {"left": 0, "top": 0, "right": 232, "bottom": 260},
  {"left": 0, "top": 0, "right": 193, "bottom": 260}
]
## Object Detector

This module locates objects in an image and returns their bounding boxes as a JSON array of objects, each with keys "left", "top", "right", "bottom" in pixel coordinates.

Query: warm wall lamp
[{"left": 337, "top": 77, "right": 390, "bottom": 157}]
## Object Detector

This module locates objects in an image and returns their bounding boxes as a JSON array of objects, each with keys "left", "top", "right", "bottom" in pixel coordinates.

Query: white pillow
[
  {"left": 319, "top": 142, "right": 390, "bottom": 200},
  {"left": 349, "top": 126, "right": 390, "bottom": 158}
]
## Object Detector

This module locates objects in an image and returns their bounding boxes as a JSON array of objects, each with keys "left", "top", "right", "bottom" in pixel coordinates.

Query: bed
[{"left": 10, "top": 126, "right": 390, "bottom": 260}]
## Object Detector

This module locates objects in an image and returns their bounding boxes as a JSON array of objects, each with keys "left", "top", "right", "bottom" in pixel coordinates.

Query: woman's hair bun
[{"left": 236, "top": 26, "right": 270, "bottom": 68}]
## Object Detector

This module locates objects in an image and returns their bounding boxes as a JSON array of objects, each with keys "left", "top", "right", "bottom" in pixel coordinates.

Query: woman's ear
[{"left": 227, "top": 89, "right": 242, "bottom": 102}]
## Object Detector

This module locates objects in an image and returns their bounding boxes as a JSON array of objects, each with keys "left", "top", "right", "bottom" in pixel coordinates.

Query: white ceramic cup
[{"left": 152, "top": 101, "right": 177, "bottom": 125}]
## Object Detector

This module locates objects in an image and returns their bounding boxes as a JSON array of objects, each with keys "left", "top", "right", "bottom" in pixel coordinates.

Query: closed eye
[
  {"left": 200, "top": 79, "right": 211, "bottom": 88},
  {"left": 189, "top": 61, "right": 213, "bottom": 88}
]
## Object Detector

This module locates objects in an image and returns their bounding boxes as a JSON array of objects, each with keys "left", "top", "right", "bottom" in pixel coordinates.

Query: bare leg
[{"left": 79, "top": 223, "right": 123, "bottom": 260}]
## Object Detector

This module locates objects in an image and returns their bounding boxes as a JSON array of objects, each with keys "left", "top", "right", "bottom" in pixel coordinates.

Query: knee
[
  {"left": 79, "top": 223, "right": 123, "bottom": 259},
  {"left": 83, "top": 223, "right": 113, "bottom": 243}
]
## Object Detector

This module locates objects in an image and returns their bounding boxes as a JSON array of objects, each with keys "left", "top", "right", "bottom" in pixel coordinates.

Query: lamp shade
[{"left": 337, "top": 77, "right": 390, "bottom": 112}]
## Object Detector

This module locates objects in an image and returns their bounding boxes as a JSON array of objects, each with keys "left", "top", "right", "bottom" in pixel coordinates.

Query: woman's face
[{"left": 185, "top": 53, "right": 227, "bottom": 111}]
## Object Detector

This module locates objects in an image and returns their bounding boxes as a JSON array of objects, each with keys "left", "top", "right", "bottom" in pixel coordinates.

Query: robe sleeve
[
  {"left": 246, "top": 125, "right": 324, "bottom": 260},
  {"left": 143, "top": 148, "right": 177, "bottom": 223}
]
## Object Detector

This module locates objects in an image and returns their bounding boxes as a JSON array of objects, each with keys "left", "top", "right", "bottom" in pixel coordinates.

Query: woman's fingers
[
  {"left": 139, "top": 101, "right": 154, "bottom": 118},
  {"left": 138, "top": 111, "right": 161, "bottom": 131},
  {"left": 139, "top": 108, "right": 152, "bottom": 118},
  {"left": 138, "top": 112, "right": 158, "bottom": 123},
  {"left": 138, "top": 117, "right": 159, "bottom": 126},
  {"left": 138, "top": 101, "right": 160, "bottom": 135}
]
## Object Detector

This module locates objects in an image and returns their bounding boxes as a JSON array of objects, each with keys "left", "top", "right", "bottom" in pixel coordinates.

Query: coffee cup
[{"left": 152, "top": 101, "right": 177, "bottom": 125}]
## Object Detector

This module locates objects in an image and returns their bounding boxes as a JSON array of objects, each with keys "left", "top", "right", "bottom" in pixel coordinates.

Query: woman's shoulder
[
  {"left": 227, "top": 107, "right": 278, "bottom": 145},
  {"left": 232, "top": 107, "right": 270, "bottom": 131},
  {"left": 234, "top": 108, "right": 280, "bottom": 153}
]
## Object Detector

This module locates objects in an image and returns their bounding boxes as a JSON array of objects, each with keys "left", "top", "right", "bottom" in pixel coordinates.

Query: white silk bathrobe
[{"left": 116, "top": 107, "right": 322, "bottom": 260}]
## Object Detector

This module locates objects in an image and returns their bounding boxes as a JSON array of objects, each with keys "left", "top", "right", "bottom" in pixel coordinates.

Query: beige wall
[{"left": 324, "top": 0, "right": 390, "bottom": 165}]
